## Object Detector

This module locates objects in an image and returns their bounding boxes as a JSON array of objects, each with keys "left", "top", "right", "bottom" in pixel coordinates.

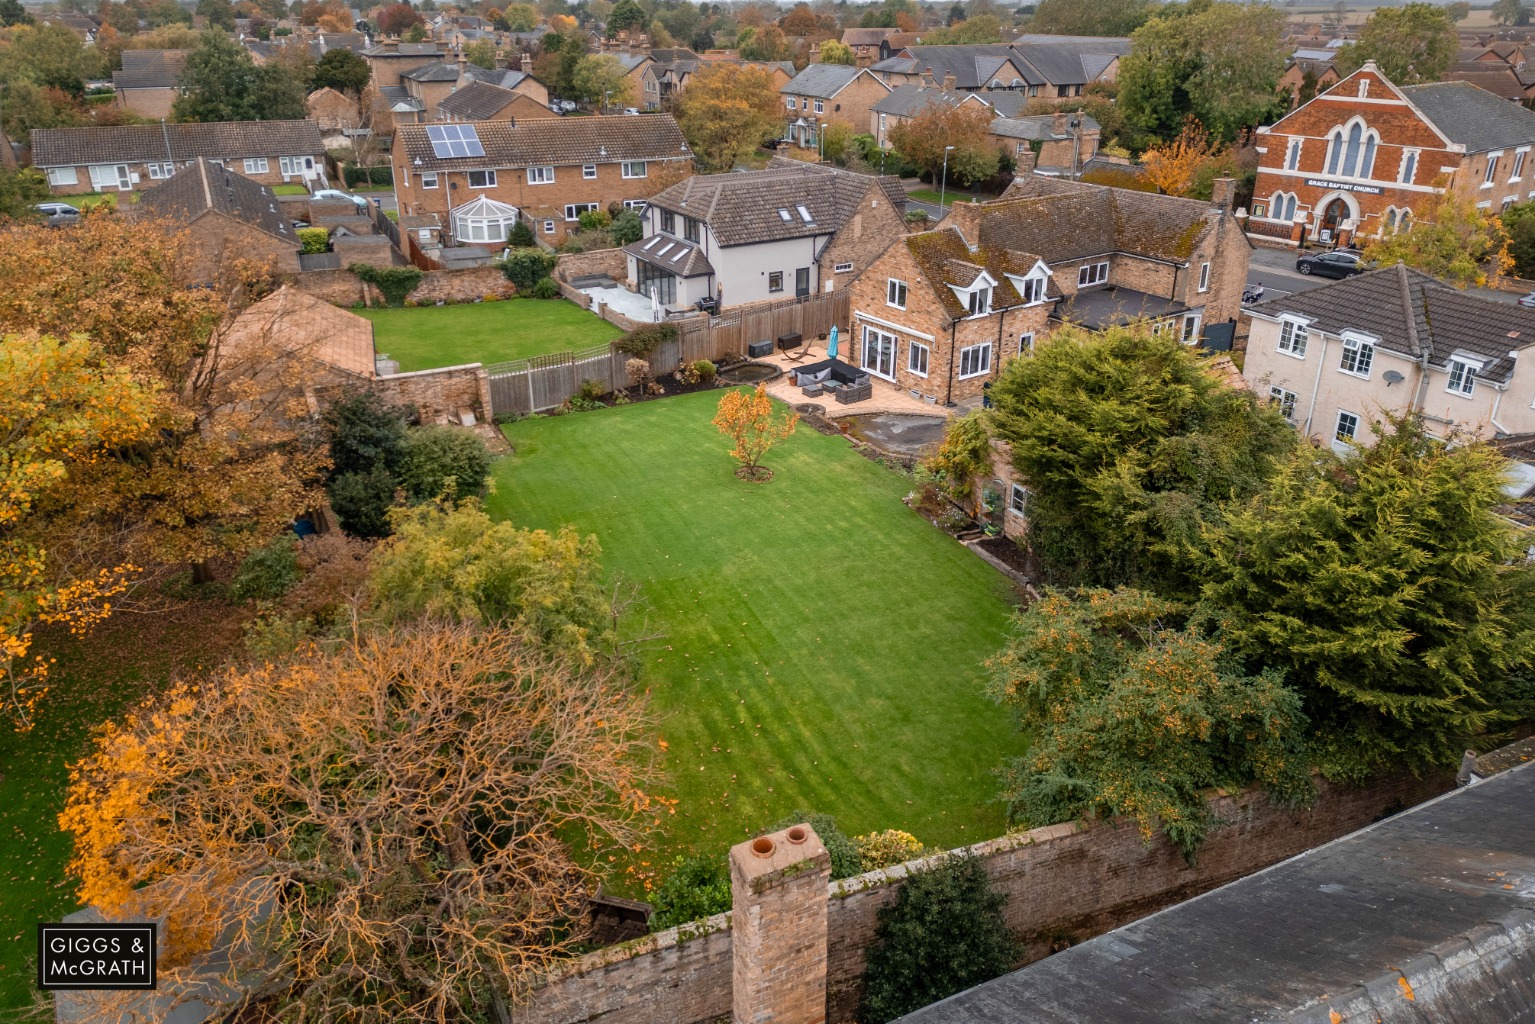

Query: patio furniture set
[{"left": 795, "top": 359, "right": 873, "bottom": 405}]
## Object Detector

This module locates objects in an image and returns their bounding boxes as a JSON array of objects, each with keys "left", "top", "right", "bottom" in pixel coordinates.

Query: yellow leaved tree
[{"left": 713, "top": 383, "right": 799, "bottom": 481}]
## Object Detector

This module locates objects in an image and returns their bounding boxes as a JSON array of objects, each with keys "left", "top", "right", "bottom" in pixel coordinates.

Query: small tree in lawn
[{"left": 712, "top": 383, "right": 798, "bottom": 482}]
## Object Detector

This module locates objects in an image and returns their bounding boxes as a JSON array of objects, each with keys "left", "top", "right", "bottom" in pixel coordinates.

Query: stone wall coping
[
  {"left": 534, "top": 910, "right": 732, "bottom": 986},
  {"left": 377, "top": 362, "right": 486, "bottom": 380}
]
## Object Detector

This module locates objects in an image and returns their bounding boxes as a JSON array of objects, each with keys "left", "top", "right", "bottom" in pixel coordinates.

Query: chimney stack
[
  {"left": 942, "top": 69, "right": 955, "bottom": 91},
  {"left": 922, "top": 65, "right": 936, "bottom": 88},
  {"left": 1015, "top": 149, "right": 1037, "bottom": 175},
  {"left": 1051, "top": 110, "right": 1067, "bottom": 135},
  {"left": 731, "top": 825, "right": 830, "bottom": 1024},
  {"left": 1211, "top": 176, "right": 1237, "bottom": 213}
]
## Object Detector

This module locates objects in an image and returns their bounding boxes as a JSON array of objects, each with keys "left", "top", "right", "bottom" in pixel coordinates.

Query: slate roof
[
  {"left": 1010, "top": 33, "right": 1131, "bottom": 54},
  {"left": 31, "top": 120, "right": 325, "bottom": 167},
  {"left": 983, "top": 177, "right": 1219, "bottom": 265},
  {"left": 379, "top": 85, "right": 424, "bottom": 112},
  {"left": 394, "top": 114, "right": 687, "bottom": 171},
  {"left": 436, "top": 81, "right": 520, "bottom": 120},
  {"left": 1053, "top": 285, "right": 1186, "bottom": 329},
  {"left": 1249, "top": 263, "right": 1535, "bottom": 383},
  {"left": 643, "top": 163, "right": 904, "bottom": 247},
  {"left": 988, "top": 112, "right": 1100, "bottom": 140},
  {"left": 903, "top": 225, "right": 1037, "bottom": 317},
  {"left": 113, "top": 49, "right": 187, "bottom": 90},
  {"left": 871, "top": 84, "right": 974, "bottom": 117},
  {"left": 137, "top": 157, "right": 295, "bottom": 243},
  {"left": 361, "top": 42, "right": 442, "bottom": 56},
  {"left": 624, "top": 234, "right": 714, "bottom": 278},
  {"left": 781, "top": 63, "right": 872, "bottom": 98},
  {"left": 897, "top": 762, "right": 1535, "bottom": 1024},
  {"left": 1402, "top": 79, "right": 1535, "bottom": 153},
  {"left": 612, "top": 53, "right": 651, "bottom": 72},
  {"left": 403, "top": 60, "right": 462, "bottom": 82}
]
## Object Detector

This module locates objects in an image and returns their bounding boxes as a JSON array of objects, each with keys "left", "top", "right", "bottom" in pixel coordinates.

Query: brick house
[
  {"left": 988, "top": 111, "right": 1100, "bottom": 177},
  {"left": 111, "top": 50, "right": 187, "bottom": 118},
  {"left": 869, "top": 41, "right": 1127, "bottom": 100},
  {"left": 307, "top": 86, "right": 361, "bottom": 133},
  {"left": 1277, "top": 53, "right": 1340, "bottom": 108},
  {"left": 846, "top": 175, "right": 1250, "bottom": 405},
  {"left": 392, "top": 114, "right": 691, "bottom": 246},
  {"left": 1242, "top": 264, "right": 1535, "bottom": 446},
  {"left": 781, "top": 64, "right": 891, "bottom": 149},
  {"left": 435, "top": 80, "right": 557, "bottom": 122},
  {"left": 868, "top": 85, "right": 989, "bottom": 150},
  {"left": 135, "top": 158, "right": 301, "bottom": 282},
  {"left": 31, "top": 120, "right": 327, "bottom": 195},
  {"left": 623, "top": 161, "right": 907, "bottom": 309},
  {"left": 384, "top": 56, "right": 549, "bottom": 126},
  {"left": 1250, "top": 61, "right": 1535, "bottom": 248}
]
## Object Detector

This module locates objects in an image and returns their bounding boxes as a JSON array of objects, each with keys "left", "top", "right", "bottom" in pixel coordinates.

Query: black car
[{"left": 1296, "top": 250, "right": 1367, "bottom": 279}]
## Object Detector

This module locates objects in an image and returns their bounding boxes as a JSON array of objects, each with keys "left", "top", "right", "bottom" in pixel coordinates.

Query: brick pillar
[{"left": 730, "top": 824, "right": 830, "bottom": 1024}]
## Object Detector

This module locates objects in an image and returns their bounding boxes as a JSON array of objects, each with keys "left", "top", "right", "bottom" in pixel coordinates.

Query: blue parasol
[{"left": 827, "top": 325, "right": 839, "bottom": 360}]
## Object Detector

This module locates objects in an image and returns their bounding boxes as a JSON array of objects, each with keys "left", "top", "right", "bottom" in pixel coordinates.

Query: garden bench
[{"left": 834, "top": 378, "right": 873, "bottom": 404}]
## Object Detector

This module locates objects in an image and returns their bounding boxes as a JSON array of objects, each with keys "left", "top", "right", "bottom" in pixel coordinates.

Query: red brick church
[{"left": 1249, "top": 61, "right": 1535, "bottom": 248}]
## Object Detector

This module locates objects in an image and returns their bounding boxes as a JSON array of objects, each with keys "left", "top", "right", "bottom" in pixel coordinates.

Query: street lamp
[{"left": 939, "top": 144, "right": 956, "bottom": 209}]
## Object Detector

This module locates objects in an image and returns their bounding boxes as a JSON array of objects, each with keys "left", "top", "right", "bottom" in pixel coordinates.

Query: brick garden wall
[
  {"left": 289, "top": 265, "right": 515, "bottom": 306},
  {"left": 510, "top": 771, "right": 1453, "bottom": 1024},
  {"left": 370, "top": 363, "right": 493, "bottom": 423}
]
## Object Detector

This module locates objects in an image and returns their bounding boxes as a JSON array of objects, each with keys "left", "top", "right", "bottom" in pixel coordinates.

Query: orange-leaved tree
[
  {"left": 2, "top": 333, "right": 159, "bottom": 729},
  {"left": 1138, "top": 117, "right": 1222, "bottom": 197},
  {"left": 712, "top": 383, "right": 799, "bottom": 481},
  {"left": 59, "top": 620, "right": 660, "bottom": 1023}
]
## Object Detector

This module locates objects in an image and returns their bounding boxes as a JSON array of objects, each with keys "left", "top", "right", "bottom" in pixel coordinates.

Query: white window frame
[
  {"left": 1484, "top": 152, "right": 1502, "bottom": 187},
  {"left": 1285, "top": 137, "right": 1302, "bottom": 171},
  {"left": 966, "top": 286, "right": 991, "bottom": 317},
  {"left": 958, "top": 341, "right": 992, "bottom": 379},
  {"left": 527, "top": 165, "right": 555, "bottom": 184},
  {"left": 813, "top": 99, "right": 824, "bottom": 114},
  {"left": 786, "top": 97, "right": 797, "bottom": 110},
  {"left": 624, "top": 199, "right": 648, "bottom": 210},
  {"left": 146, "top": 162, "right": 174, "bottom": 179},
  {"left": 1019, "top": 331, "right": 1034, "bottom": 353},
  {"left": 834, "top": 261, "right": 854, "bottom": 273},
  {"left": 907, "top": 339, "right": 929, "bottom": 377},
  {"left": 542, "top": 219, "right": 555, "bottom": 234},
  {"left": 421, "top": 172, "right": 439, "bottom": 189},
  {"left": 1269, "top": 385, "right": 1297, "bottom": 422},
  {"left": 1447, "top": 357, "right": 1479, "bottom": 396},
  {"left": 1019, "top": 276, "right": 1045, "bottom": 304},
  {"left": 1514, "top": 148, "right": 1529, "bottom": 182},
  {"left": 1277, "top": 316, "right": 1309, "bottom": 358},
  {"left": 861, "top": 325, "right": 897, "bottom": 380},
  {"left": 564, "top": 202, "right": 599, "bottom": 221},
  {"left": 886, "top": 278, "right": 907, "bottom": 309},
  {"left": 243, "top": 157, "right": 269, "bottom": 174},
  {"left": 768, "top": 271, "right": 784, "bottom": 293},
  {"left": 1182, "top": 312, "right": 1202, "bottom": 345},
  {"left": 1078, "top": 261, "right": 1108, "bottom": 287},
  {"left": 1198, "top": 262, "right": 1210, "bottom": 293},
  {"left": 1335, "top": 409, "right": 1359, "bottom": 448},
  {"left": 1008, "top": 483, "right": 1030, "bottom": 517},
  {"left": 468, "top": 169, "right": 497, "bottom": 189},
  {"left": 47, "top": 166, "right": 78, "bottom": 186},
  {"left": 279, "top": 155, "right": 309, "bottom": 176},
  {"left": 621, "top": 160, "right": 647, "bottom": 178},
  {"left": 1399, "top": 150, "right": 1418, "bottom": 185},
  {"left": 583, "top": 164, "right": 597, "bottom": 179},
  {"left": 1339, "top": 332, "right": 1374, "bottom": 378}
]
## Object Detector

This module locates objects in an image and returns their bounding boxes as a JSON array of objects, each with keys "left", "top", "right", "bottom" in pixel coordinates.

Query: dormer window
[
  {"left": 1019, "top": 276, "right": 1044, "bottom": 304},
  {"left": 968, "top": 286, "right": 991, "bottom": 316}
]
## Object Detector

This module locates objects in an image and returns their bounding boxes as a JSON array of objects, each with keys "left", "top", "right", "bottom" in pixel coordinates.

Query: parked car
[
  {"left": 623, "top": 107, "right": 641, "bottom": 115},
  {"left": 1296, "top": 250, "right": 1368, "bottom": 278},
  {"left": 1519, "top": 291, "right": 1535, "bottom": 309},
  {"left": 34, "top": 202, "right": 80, "bottom": 227},
  {"left": 311, "top": 189, "right": 369, "bottom": 209}
]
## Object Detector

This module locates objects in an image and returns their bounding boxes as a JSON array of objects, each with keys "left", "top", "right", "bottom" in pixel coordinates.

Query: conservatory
[{"left": 451, "top": 194, "right": 521, "bottom": 245}]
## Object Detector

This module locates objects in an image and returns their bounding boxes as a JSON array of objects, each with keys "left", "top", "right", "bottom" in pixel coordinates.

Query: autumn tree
[
  {"left": 1334, "top": 2, "right": 1458, "bottom": 84},
  {"left": 464, "top": 37, "right": 498, "bottom": 68},
  {"left": 1118, "top": 1, "right": 1288, "bottom": 141},
  {"left": 0, "top": 166, "right": 49, "bottom": 220},
  {"left": 712, "top": 383, "right": 799, "bottom": 482},
  {"left": 818, "top": 38, "right": 854, "bottom": 64},
  {"left": 925, "top": 412, "right": 992, "bottom": 517},
  {"left": 987, "top": 325, "right": 1296, "bottom": 595},
  {"left": 500, "top": 1, "right": 538, "bottom": 30},
  {"left": 888, "top": 101, "right": 998, "bottom": 189},
  {"left": 572, "top": 52, "right": 634, "bottom": 108},
  {"left": 920, "top": 14, "right": 1004, "bottom": 44},
  {"left": 736, "top": 23, "right": 792, "bottom": 61},
  {"left": 1199, "top": 415, "right": 1535, "bottom": 782},
  {"left": 60, "top": 621, "right": 658, "bottom": 1023},
  {"left": 1138, "top": 117, "right": 1222, "bottom": 197},
  {"left": 196, "top": 0, "right": 236, "bottom": 29},
  {"left": 988, "top": 588, "right": 1311, "bottom": 857},
  {"left": 1, "top": 334, "right": 157, "bottom": 729},
  {"left": 376, "top": 0, "right": 421, "bottom": 34},
  {"left": 1362, "top": 190, "right": 1512, "bottom": 287},
  {"left": 674, "top": 62, "right": 780, "bottom": 171}
]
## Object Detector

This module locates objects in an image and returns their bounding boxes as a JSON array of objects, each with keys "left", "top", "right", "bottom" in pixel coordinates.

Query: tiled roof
[
  {"left": 781, "top": 63, "right": 876, "bottom": 99},
  {"left": 136, "top": 157, "right": 295, "bottom": 243},
  {"left": 983, "top": 177, "right": 1218, "bottom": 265},
  {"left": 1249, "top": 263, "right": 1535, "bottom": 382},
  {"left": 403, "top": 60, "right": 462, "bottom": 82},
  {"left": 842, "top": 27, "right": 897, "bottom": 46},
  {"left": 1010, "top": 34, "right": 1130, "bottom": 53},
  {"left": 436, "top": 81, "right": 518, "bottom": 119},
  {"left": 112, "top": 49, "right": 187, "bottom": 90},
  {"left": 395, "top": 114, "right": 687, "bottom": 171},
  {"left": 644, "top": 163, "right": 902, "bottom": 247},
  {"left": 1443, "top": 62, "right": 1530, "bottom": 101},
  {"left": 221, "top": 285, "right": 375, "bottom": 378},
  {"left": 31, "top": 120, "right": 325, "bottom": 167},
  {"left": 1401, "top": 79, "right": 1535, "bottom": 153},
  {"left": 1053, "top": 285, "right": 1187, "bottom": 330},
  {"left": 613, "top": 53, "right": 651, "bottom": 72},
  {"left": 904, "top": 226, "right": 1034, "bottom": 317},
  {"left": 1013, "top": 43, "right": 1092, "bottom": 85},
  {"left": 649, "top": 48, "right": 700, "bottom": 65},
  {"left": 624, "top": 234, "right": 714, "bottom": 277},
  {"left": 361, "top": 42, "right": 442, "bottom": 56}
]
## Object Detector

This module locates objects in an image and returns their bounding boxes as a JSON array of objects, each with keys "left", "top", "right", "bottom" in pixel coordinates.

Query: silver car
[{"left": 34, "top": 202, "right": 81, "bottom": 227}]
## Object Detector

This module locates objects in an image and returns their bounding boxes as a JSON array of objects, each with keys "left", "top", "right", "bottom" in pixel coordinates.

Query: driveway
[{"left": 1245, "top": 244, "right": 1521, "bottom": 305}]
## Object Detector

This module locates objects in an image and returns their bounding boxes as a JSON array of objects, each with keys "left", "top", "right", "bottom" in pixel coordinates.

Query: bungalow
[
  {"left": 781, "top": 64, "right": 891, "bottom": 149},
  {"left": 135, "top": 157, "right": 301, "bottom": 282},
  {"left": 392, "top": 114, "right": 690, "bottom": 246},
  {"left": 1243, "top": 264, "right": 1535, "bottom": 446},
  {"left": 623, "top": 161, "right": 907, "bottom": 309},
  {"left": 30, "top": 120, "right": 328, "bottom": 195},
  {"left": 845, "top": 175, "right": 1249, "bottom": 404}
]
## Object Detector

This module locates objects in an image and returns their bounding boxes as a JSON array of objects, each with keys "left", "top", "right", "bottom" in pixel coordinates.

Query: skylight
[
  {"left": 797, "top": 205, "right": 813, "bottom": 223},
  {"left": 425, "top": 123, "right": 485, "bottom": 159},
  {"left": 655, "top": 242, "right": 675, "bottom": 257},
  {"left": 777, "top": 208, "right": 792, "bottom": 222}
]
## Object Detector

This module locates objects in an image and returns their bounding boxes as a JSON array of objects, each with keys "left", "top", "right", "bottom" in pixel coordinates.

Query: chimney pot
[{"left": 731, "top": 825, "right": 830, "bottom": 1024}]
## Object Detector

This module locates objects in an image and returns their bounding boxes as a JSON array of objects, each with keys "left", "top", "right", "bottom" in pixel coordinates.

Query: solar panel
[{"left": 425, "top": 123, "right": 485, "bottom": 159}]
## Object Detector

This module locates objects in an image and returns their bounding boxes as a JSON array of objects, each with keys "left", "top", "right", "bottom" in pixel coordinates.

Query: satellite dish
[{"left": 1383, "top": 370, "right": 1405, "bottom": 385}]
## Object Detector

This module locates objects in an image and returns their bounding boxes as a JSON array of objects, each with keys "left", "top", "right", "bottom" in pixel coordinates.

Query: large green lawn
[
  {"left": 360, "top": 299, "right": 622, "bottom": 372},
  {"left": 487, "top": 392, "right": 1022, "bottom": 874}
]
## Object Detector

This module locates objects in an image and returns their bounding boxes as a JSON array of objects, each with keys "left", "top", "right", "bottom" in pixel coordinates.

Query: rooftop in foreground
[{"left": 900, "top": 761, "right": 1535, "bottom": 1024}]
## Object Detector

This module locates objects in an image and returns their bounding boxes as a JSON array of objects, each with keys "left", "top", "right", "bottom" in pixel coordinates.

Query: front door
[
  {"left": 89, "top": 164, "right": 132, "bottom": 191},
  {"left": 1321, "top": 197, "right": 1348, "bottom": 238},
  {"left": 795, "top": 267, "right": 810, "bottom": 297},
  {"left": 861, "top": 326, "right": 896, "bottom": 380}
]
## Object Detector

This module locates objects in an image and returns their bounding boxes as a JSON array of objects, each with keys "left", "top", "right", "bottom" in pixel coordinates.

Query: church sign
[{"left": 1303, "top": 178, "right": 1384, "bottom": 195}]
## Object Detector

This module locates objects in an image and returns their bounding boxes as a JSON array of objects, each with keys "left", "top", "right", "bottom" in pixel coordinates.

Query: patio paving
[
  {"left": 579, "top": 282, "right": 663, "bottom": 323},
  {"left": 757, "top": 341, "right": 955, "bottom": 419}
]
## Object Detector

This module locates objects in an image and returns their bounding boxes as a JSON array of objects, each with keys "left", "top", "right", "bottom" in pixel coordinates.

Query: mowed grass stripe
[
  {"left": 488, "top": 392, "right": 1020, "bottom": 865},
  {"left": 359, "top": 298, "right": 621, "bottom": 372}
]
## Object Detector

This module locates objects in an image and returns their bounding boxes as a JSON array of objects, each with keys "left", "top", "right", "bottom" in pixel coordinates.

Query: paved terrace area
[{"left": 756, "top": 340, "right": 956, "bottom": 419}]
